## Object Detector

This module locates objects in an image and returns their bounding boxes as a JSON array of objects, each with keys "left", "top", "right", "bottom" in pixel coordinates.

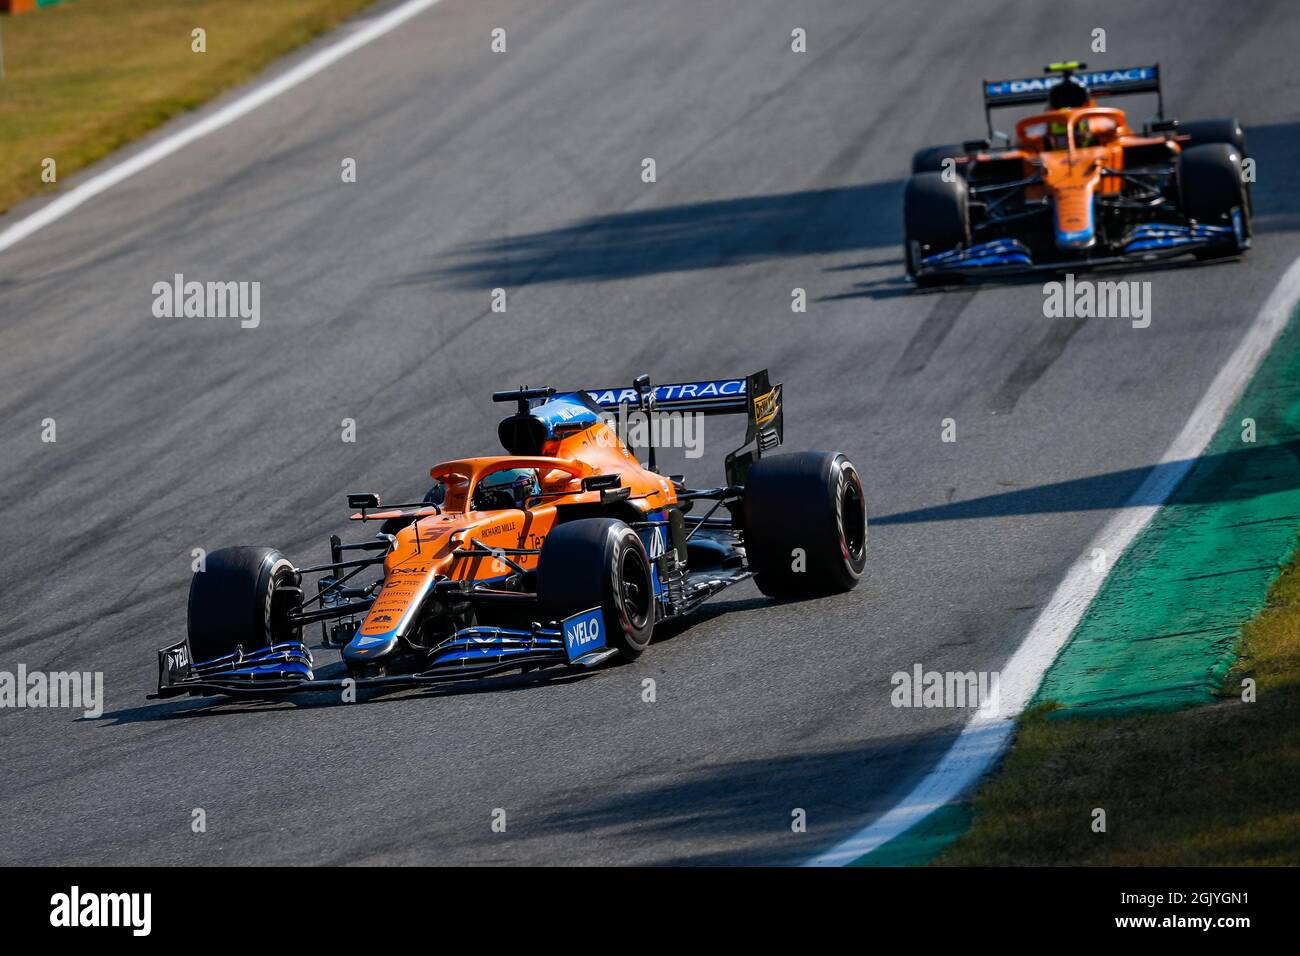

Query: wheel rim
[
  {"left": 840, "top": 474, "right": 867, "bottom": 564},
  {"left": 619, "top": 547, "right": 652, "bottom": 630}
]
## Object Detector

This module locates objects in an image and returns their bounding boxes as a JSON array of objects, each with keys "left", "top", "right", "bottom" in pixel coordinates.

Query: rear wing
[
  {"left": 982, "top": 64, "right": 1163, "bottom": 133},
  {"left": 585, "top": 370, "right": 783, "bottom": 484},
  {"left": 587, "top": 377, "right": 746, "bottom": 415}
]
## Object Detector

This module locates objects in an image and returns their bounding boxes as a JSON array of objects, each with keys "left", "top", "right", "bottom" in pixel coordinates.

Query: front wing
[
  {"left": 913, "top": 218, "right": 1246, "bottom": 280},
  {"left": 151, "top": 620, "right": 619, "bottom": 700},
  {"left": 151, "top": 562, "right": 756, "bottom": 700}
]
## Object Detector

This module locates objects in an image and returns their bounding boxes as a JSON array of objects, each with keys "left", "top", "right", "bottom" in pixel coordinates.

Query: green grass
[
  {"left": 0, "top": 0, "right": 381, "bottom": 214},
  {"left": 937, "top": 535, "right": 1300, "bottom": 865}
]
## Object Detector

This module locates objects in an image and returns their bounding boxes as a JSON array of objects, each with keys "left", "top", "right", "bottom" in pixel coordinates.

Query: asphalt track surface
[{"left": 2, "top": 0, "right": 1299, "bottom": 865}]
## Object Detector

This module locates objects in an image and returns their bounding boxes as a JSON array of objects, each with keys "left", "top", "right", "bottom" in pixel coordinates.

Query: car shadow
[
  {"left": 1241, "top": 119, "right": 1300, "bottom": 237},
  {"left": 876, "top": 439, "right": 1300, "bottom": 525},
  {"left": 511, "top": 726, "right": 967, "bottom": 865},
  {"left": 649, "top": 594, "right": 771, "bottom": 646},
  {"left": 410, "top": 180, "right": 904, "bottom": 289}
]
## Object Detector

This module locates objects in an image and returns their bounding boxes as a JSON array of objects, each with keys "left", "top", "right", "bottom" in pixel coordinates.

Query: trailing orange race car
[
  {"left": 904, "top": 62, "right": 1251, "bottom": 285},
  {"left": 152, "top": 370, "right": 868, "bottom": 700}
]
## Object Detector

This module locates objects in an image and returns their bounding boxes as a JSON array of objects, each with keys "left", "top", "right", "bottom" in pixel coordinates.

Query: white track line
[
  {"left": 806, "top": 253, "right": 1300, "bottom": 866},
  {"left": 0, "top": 0, "right": 444, "bottom": 256}
]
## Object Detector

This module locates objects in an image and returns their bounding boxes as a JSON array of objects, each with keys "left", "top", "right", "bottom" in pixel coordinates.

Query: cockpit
[{"left": 1018, "top": 109, "right": 1122, "bottom": 152}]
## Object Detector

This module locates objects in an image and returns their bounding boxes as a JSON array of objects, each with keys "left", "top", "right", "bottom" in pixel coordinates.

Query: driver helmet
[
  {"left": 1047, "top": 74, "right": 1089, "bottom": 110},
  {"left": 472, "top": 467, "right": 540, "bottom": 510},
  {"left": 1075, "top": 117, "right": 1097, "bottom": 147},
  {"left": 1047, "top": 119, "right": 1070, "bottom": 150}
]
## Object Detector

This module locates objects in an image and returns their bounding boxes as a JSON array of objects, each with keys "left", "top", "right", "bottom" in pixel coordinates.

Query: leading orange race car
[
  {"left": 904, "top": 61, "right": 1251, "bottom": 285},
  {"left": 153, "top": 370, "right": 868, "bottom": 700}
]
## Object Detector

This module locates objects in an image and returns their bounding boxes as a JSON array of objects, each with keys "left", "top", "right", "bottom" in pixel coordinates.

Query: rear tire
[
  {"left": 742, "top": 452, "right": 868, "bottom": 599},
  {"left": 1177, "top": 119, "right": 1251, "bottom": 219},
  {"left": 904, "top": 172, "right": 970, "bottom": 280},
  {"left": 1179, "top": 143, "right": 1250, "bottom": 259},
  {"left": 188, "top": 547, "right": 300, "bottom": 663},
  {"left": 538, "top": 518, "right": 655, "bottom": 660},
  {"left": 911, "top": 143, "right": 965, "bottom": 174},
  {"left": 1178, "top": 118, "right": 1247, "bottom": 155}
]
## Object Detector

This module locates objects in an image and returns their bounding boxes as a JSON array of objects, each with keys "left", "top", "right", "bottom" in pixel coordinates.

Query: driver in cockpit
[{"left": 471, "top": 468, "right": 541, "bottom": 511}]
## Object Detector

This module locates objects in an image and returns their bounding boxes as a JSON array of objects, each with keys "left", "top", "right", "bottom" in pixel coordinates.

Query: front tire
[
  {"left": 742, "top": 452, "right": 868, "bottom": 599},
  {"left": 188, "top": 546, "right": 300, "bottom": 663},
  {"left": 904, "top": 172, "right": 970, "bottom": 282},
  {"left": 1179, "top": 143, "right": 1251, "bottom": 259},
  {"left": 538, "top": 518, "right": 655, "bottom": 660}
]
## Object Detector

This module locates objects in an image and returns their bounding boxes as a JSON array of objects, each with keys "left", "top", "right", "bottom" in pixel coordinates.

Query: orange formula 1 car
[
  {"left": 152, "top": 370, "right": 868, "bottom": 700},
  {"left": 904, "top": 62, "right": 1251, "bottom": 284}
]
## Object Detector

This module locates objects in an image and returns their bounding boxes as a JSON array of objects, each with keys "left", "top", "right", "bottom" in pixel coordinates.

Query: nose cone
[
  {"left": 1049, "top": 175, "right": 1098, "bottom": 251},
  {"left": 343, "top": 630, "right": 400, "bottom": 663},
  {"left": 1053, "top": 191, "right": 1096, "bottom": 250},
  {"left": 1056, "top": 225, "right": 1096, "bottom": 250}
]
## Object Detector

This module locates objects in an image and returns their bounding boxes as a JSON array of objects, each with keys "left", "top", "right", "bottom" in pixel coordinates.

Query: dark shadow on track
[
  {"left": 650, "top": 595, "right": 771, "bottom": 644},
  {"left": 420, "top": 180, "right": 904, "bottom": 289},
  {"left": 1243, "top": 120, "right": 1300, "bottom": 237},
  {"left": 518, "top": 729, "right": 961, "bottom": 866},
  {"left": 876, "top": 439, "right": 1300, "bottom": 525}
]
